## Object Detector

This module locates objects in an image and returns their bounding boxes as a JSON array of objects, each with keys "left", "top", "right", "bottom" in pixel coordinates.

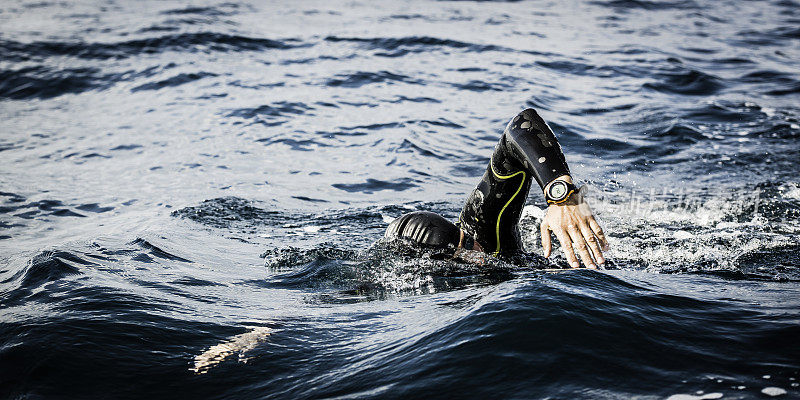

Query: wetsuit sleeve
[{"left": 501, "top": 108, "right": 570, "bottom": 191}]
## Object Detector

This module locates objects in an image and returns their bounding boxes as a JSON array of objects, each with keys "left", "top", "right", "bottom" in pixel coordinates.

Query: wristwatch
[{"left": 545, "top": 179, "right": 577, "bottom": 205}]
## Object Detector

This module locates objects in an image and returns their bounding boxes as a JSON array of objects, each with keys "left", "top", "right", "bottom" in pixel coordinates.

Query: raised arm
[
  {"left": 505, "top": 109, "right": 609, "bottom": 268},
  {"left": 458, "top": 108, "right": 608, "bottom": 268}
]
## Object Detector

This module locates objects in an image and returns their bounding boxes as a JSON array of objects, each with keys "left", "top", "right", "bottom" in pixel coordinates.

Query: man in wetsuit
[{"left": 384, "top": 108, "right": 609, "bottom": 269}]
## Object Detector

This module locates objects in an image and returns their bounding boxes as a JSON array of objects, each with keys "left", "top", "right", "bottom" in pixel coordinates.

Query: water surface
[{"left": 1, "top": 0, "right": 799, "bottom": 398}]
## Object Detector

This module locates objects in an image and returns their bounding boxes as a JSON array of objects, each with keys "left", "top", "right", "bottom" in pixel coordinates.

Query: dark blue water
[{"left": 2, "top": 0, "right": 800, "bottom": 398}]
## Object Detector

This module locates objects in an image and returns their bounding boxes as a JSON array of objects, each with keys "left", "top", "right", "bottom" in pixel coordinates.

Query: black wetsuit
[{"left": 384, "top": 108, "right": 570, "bottom": 260}]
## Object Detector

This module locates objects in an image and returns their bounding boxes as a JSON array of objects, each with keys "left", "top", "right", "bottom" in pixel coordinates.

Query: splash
[
  {"left": 191, "top": 327, "right": 275, "bottom": 374},
  {"left": 517, "top": 182, "right": 800, "bottom": 280}
]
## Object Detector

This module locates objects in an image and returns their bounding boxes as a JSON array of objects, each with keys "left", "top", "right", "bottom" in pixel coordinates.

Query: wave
[
  {"left": 680, "top": 100, "right": 766, "bottom": 123},
  {"left": 396, "top": 139, "right": 450, "bottom": 160},
  {"left": 324, "top": 71, "right": 422, "bottom": 88},
  {"left": 0, "top": 251, "right": 88, "bottom": 310},
  {"left": 130, "top": 238, "right": 191, "bottom": 263},
  {"left": 643, "top": 68, "right": 724, "bottom": 96},
  {"left": 753, "top": 122, "right": 800, "bottom": 139},
  {"left": 260, "top": 241, "right": 514, "bottom": 296},
  {"left": 1, "top": 198, "right": 89, "bottom": 219},
  {"left": 131, "top": 72, "right": 217, "bottom": 92},
  {"left": 0, "top": 32, "right": 297, "bottom": 63},
  {"left": 172, "top": 197, "right": 292, "bottom": 230},
  {"left": 589, "top": 0, "right": 699, "bottom": 10},
  {"left": 733, "top": 26, "right": 800, "bottom": 46},
  {"left": 226, "top": 102, "right": 312, "bottom": 119},
  {"left": 449, "top": 79, "right": 510, "bottom": 92},
  {"left": 0, "top": 66, "right": 115, "bottom": 100},
  {"left": 739, "top": 69, "right": 798, "bottom": 84},
  {"left": 324, "top": 35, "right": 502, "bottom": 53},
  {"left": 267, "top": 270, "right": 799, "bottom": 399},
  {"left": 225, "top": 102, "right": 314, "bottom": 126},
  {"left": 255, "top": 137, "right": 333, "bottom": 151},
  {"left": 21, "top": 251, "right": 87, "bottom": 287},
  {"left": 765, "top": 82, "right": 800, "bottom": 96},
  {"left": 331, "top": 178, "right": 419, "bottom": 194},
  {"left": 649, "top": 123, "right": 707, "bottom": 144},
  {"left": 172, "top": 197, "right": 425, "bottom": 233},
  {"left": 535, "top": 59, "right": 596, "bottom": 75},
  {"left": 338, "top": 122, "right": 403, "bottom": 131},
  {"left": 0, "top": 64, "right": 167, "bottom": 99},
  {"left": 160, "top": 4, "right": 243, "bottom": 17}
]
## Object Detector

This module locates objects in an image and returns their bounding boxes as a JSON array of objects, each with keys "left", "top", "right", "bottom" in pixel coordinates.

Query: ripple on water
[
  {"left": 643, "top": 68, "right": 724, "bottom": 96},
  {"left": 324, "top": 71, "right": 423, "bottom": 88},
  {"left": 324, "top": 35, "right": 503, "bottom": 53},
  {"left": 1, "top": 0, "right": 799, "bottom": 398},
  {"left": 332, "top": 178, "right": 419, "bottom": 194}
]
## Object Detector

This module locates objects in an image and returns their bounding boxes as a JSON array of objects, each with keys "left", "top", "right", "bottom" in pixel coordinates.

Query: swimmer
[{"left": 384, "top": 108, "right": 609, "bottom": 269}]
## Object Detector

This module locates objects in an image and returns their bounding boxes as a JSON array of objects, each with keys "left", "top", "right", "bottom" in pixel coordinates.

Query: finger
[
  {"left": 553, "top": 228, "right": 579, "bottom": 268},
  {"left": 579, "top": 221, "right": 605, "bottom": 265},
  {"left": 588, "top": 217, "right": 610, "bottom": 251},
  {"left": 540, "top": 222, "right": 552, "bottom": 258},
  {"left": 567, "top": 225, "right": 597, "bottom": 269}
]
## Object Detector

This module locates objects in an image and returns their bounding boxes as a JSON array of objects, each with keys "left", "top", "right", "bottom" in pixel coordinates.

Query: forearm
[{"left": 501, "top": 109, "right": 571, "bottom": 195}]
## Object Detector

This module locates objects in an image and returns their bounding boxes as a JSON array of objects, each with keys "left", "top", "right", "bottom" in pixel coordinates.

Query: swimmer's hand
[{"left": 540, "top": 179, "right": 609, "bottom": 269}]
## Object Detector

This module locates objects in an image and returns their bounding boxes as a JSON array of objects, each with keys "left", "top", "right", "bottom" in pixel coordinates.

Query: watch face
[{"left": 549, "top": 181, "right": 568, "bottom": 200}]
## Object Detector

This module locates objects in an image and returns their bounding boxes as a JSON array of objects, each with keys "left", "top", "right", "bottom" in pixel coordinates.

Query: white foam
[
  {"left": 761, "top": 387, "right": 787, "bottom": 397},
  {"left": 666, "top": 393, "right": 723, "bottom": 400},
  {"left": 522, "top": 204, "right": 546, "bottom": 220},
  {"left": 382, "top": 214, "right": 396, "bottom": 224},
  {"left": 515, "top": 183, "right": 797, "bottom": 275},
  {"left": 783, "top": 184, "right": 800, "bottom": 200},
  {"left": 558, "top": 188, "right": 786, "bottom": 272}
]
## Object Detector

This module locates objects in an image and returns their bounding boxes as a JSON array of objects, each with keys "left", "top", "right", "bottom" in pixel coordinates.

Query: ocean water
[{"left": 1, "top": 0, "right": 799, "bottom": 398}]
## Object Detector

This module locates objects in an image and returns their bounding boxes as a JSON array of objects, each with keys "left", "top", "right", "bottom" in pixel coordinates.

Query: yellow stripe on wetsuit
[{"left": 488, "top": 156, "right": 526, "bottom": 257}]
